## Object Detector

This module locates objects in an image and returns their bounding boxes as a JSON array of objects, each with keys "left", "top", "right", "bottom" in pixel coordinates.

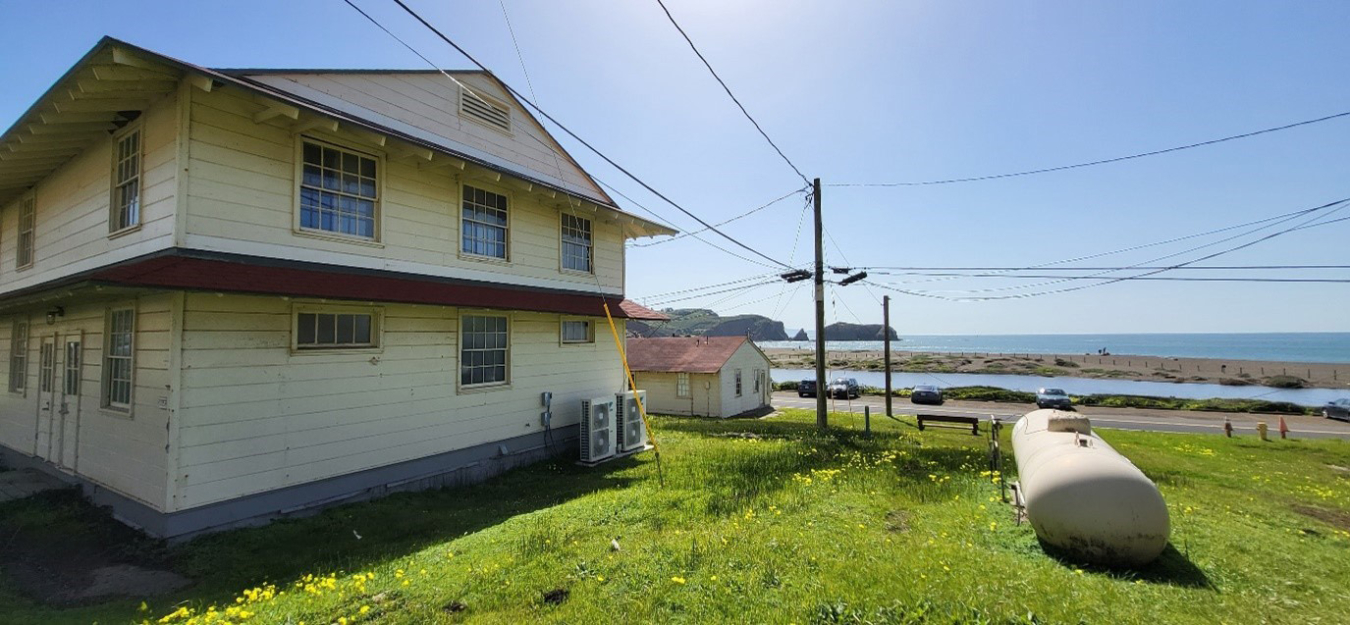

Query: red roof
[
  {"left": 618, "top": 300, "right": 669, "bottom": 321},
  {"left": 626, "top": 336, "right": 751, "bottom": 373},
  {"left": 69, "top": 250, "right": 656, "bottom": 319}
]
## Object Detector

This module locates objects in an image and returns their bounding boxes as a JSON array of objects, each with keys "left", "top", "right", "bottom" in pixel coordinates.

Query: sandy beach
[{"left": 763, "top": 347, "right": 1350, "bottom": 390}]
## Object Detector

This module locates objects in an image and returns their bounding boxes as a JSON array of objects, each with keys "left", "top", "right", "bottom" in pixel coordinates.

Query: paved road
[{"left": 772, "top": 391, "right": 1350, "bottom": 439}]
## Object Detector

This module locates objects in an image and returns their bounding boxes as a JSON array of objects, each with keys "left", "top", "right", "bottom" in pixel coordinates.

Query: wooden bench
[{"left": 917, "top": 414, "right": 980, "bottom": 435}]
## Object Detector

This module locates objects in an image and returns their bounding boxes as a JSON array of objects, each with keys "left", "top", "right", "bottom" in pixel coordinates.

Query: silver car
[
  {"left": 1036, "top": 388, "right": 1072, "bottom": 410},
  {"left": 1325, "top": 398, "right": 1350, "bottom": 422}
]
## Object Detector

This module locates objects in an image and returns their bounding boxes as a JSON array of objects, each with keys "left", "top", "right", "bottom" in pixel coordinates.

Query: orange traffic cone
[{"left": 1278, "top": 416, "right": 1289, "bottom": 440}]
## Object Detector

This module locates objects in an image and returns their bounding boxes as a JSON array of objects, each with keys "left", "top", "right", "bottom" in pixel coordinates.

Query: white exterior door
[
  {"left": 34, "top": 335, "right": 57, "bottom": 462},
  {"left": 57, "top": 334, "right": 82, "bottom": 471}
]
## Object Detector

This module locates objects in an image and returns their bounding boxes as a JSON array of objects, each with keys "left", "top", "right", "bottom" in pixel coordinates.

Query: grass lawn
[{"left": 1, "top": 409, "right": 1348, "bottom": 624}]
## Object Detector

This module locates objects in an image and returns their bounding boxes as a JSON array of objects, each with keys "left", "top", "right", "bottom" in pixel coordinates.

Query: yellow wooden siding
[
  {"left": 246, "top": 72, "right": 607, "bottom": 201},
  {"left": 181, "top": 86, "right": 624, "bottom": 294},
  {"left": 0, "top": 93, "right": 179, "bottom": 295},
  {"left": 170, "top": 293, "right": 625, "bottom": 511},
  {"left": 0, "top": 294, "right": 173, "bottom": 510},
  {"left": 631, "top": 371, "right": 720, "bottom": 417}
]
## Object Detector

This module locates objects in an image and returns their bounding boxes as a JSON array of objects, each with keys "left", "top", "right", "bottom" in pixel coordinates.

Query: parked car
[
  {"left": 828, "top": 378, "right": 861, "bottom": 400},
  {"left": 1036, "top": 388, "right": 1072, "bottom": 410},
  {"left": 910, "top": 385, "right": 944, "bottom": 405},
  {"left": 1325, "top": 398, "right": 1350, "bottom": 421},
  {"left": 798, "top": 379, "right": 818, "bottom": 398}
]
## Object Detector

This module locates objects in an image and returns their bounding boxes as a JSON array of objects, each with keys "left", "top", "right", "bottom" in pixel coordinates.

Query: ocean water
[
  {"left": 770, "top": 369, "right": 1346, "bottom": 407},
  {"left": 758, "top": 333, "right": 1350, "bottom": 364}
]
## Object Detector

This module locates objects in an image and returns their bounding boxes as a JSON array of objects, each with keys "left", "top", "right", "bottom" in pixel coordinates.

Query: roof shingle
[{"left": 626, "top": 336, "right": 749, "bottom": 373}]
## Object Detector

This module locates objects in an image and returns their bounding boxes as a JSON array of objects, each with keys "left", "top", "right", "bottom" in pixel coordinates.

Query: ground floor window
[
  {"left": 8, "top": 320, "right": 27, "bottom": 393},
  {"left": 461, "top": 314, "right": 508, "bottom": 387},
  {"left": 677, "top": 372, "right": 690, "bottom": 398},
  {"left": 561, "top": 320, "right": 593, "bottom": 344},
  {"left": 103, "top": 309, "right": 134, "bottom": 411},
  {"left": 295, "top": 310, "right": 377, "bottom": 349}
]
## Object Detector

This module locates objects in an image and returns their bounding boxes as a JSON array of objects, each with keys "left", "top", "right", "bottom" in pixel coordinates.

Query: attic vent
[{"left": 459, "top": 89, "right": 511, "bottom": 133}]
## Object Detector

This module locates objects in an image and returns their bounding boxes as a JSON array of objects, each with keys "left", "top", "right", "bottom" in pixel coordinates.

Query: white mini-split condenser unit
[
  {"left": 579, "top": 396, "right": 617, "bottom": 464},
  {"left": 615, "top": 390, "right": 649, "bottom": 454}
]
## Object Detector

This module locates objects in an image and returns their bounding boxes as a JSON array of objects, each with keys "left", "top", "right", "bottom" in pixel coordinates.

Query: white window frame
[
  {"left": 735, "top": 369, "right": 743, "bottom": 397},
  {"left": 560, "top": 319, "right": 594, "bottom": 345},
  {"left": 8, "top": 319, "right": 28, "bottom": 395},
  {"left": 109, "top": 124, "right": 142, "bottom": 235},
  {"left": 16, "top": 194, "right": 35, "bottom": 270},
  {"left": 102, "top": 307, "right": 135, "bottom": 414},
  {"left": 291, "top": 305, "right": 383, "bottom": 352},
  {"left": 460, "top": 184, "right": 511, "bottom": 262},
  {"left": 676, "top": 372, "right": 691, "bottom": 398},
  {"left": 293, "top": 137, "right": 384, "bottom": 244},
  {"left": 560, "top": 213, "right": 593, "bottom": 274},
  {"left": 459, "top": 312, "right": 510, "bottom": 390}
]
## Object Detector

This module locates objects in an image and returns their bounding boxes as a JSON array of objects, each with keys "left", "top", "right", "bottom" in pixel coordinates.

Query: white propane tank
[{"left": 1011, "top": 409, "right": 1169, "bottom": 566}]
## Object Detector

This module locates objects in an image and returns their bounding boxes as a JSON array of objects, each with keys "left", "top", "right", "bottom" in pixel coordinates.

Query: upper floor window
[
  {"left": 735, "top": 369, "right": 743, "bottom": 397},
  {"left": 296, "top": 310, "right": 377, "bottom": 350},
  {"left": 299, "top": 140, "right": 378, "bottom": 239},
  {"left": 461, "top": 314, "right": 508, "bottom": 387},
  {"left": 103, "top": 309, "right": 134, "bottom": 411},
  {"left": 8, "top": 320, "right": 27, "bottom": 393},
  {"left": 561, "top": 214, "right": 593, "bottom": 273},
  {"left": 16, "top": 196, "right": 35, "bottom": 269},
  {"left": 462, "top": 185, "right": 508, "bottom": 259},
  {"left": 110, "top": 128, "right": 141, "bottom": 233}
]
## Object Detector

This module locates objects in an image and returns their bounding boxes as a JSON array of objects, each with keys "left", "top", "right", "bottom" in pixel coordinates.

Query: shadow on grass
[
  {"left": 0, "top": 450, "right": 641, "bottom": 615},
  {"left": 1042, "top": 541, "right": 1214, "bottom": 589}
]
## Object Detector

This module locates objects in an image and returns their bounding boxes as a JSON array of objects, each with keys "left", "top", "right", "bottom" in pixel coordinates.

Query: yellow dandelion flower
[{"left": 671, "top": 576, "right": 686, "bottom": 584}]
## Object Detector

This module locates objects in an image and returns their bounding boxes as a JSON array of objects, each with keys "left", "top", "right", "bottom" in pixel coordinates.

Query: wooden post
[
  {"left": 813, "top": 177, "right": 827, "bottom": 430},
  {"left": 864, "top": 405, "right": 871, "bottom": 438},
  {"left": 883, "top": 295, "right": 892, "bottom": 418}
]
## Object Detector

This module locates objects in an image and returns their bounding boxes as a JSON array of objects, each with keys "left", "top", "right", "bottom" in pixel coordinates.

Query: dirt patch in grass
[
  {"left": 0, "top": 490, "right": 190, "bottom": 605},
  {"left": 884, "top": 509, "right": 910, "bottom": 532},
  {"left": 443, "top": 600, "right": 467, "bottom": 613},
  {"left": 1292, "top": 504, "right": 1350, "bottom": 531},
  {"left": 542, "top": 588, "right": 569, "bottom": 605}
]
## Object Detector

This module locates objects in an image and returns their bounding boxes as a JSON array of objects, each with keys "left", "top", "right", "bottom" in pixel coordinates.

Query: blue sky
[{"left": 3, "top": 1, "right": 1348, "bottom": 335}]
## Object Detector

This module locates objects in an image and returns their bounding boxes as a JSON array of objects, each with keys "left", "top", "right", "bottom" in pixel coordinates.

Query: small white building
[{"left": 628, "top": 337, "right": 771, "bottom": 418}]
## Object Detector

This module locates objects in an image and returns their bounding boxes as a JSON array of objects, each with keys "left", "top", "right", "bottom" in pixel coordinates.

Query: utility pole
[
  {"left": 813, "top": 177, "right": 827, "bottom": 429},
  {"left": 883, "top": 295, "right": 892, "bottom": 417}
]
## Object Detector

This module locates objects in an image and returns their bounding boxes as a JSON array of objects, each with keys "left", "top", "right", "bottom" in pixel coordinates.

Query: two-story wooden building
[{"left": 0, "top": 38, "right": 672, "bottom": 538}]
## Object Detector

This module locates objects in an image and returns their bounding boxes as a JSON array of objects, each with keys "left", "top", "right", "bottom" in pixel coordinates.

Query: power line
[
  {"left": 852, "top": 202, "right": 1350, "bottom": 280},
  {"left": 870, "top": 273, "right": 1350, "bottom": 284},
  {"left": 595, "top": 178, "right": 781, "bottom": 269},
  {"left": 653, "top": 0, "right": 809, "bottom": 185},
  {"left": 388, "top": 0, "right": 795, "bottom": 269},
  {"left": 629, "top": 186, "right": 807, "bottom": 248},
  {"left": 645, "top": 279, "right": 785, "bottom": 306},
  {"left": 867, "top": 265, "right": 1350, "bottom": 272},
  {"left": 866, "top": 197, "right": 1350, "bottom": 301},
  {"left": 830, "top": 109, "right": 1350, "bottom": 187},
  {"left": 636, "top": 271, "right": 787, "bottom": 301}
]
